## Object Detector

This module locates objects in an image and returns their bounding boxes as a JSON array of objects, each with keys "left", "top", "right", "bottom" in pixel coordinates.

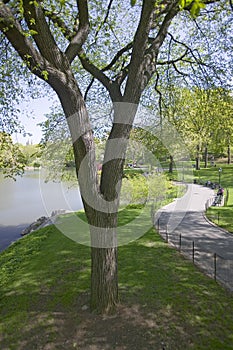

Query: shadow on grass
[{"left": 1, "top": 222, "right": 233, "bottom": 349}]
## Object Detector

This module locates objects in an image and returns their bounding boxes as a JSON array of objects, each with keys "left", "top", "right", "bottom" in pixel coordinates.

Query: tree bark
[
  {"left": 204, "top": 145, "right": 208, "bottom": 168},
  {"left": 196, "top": 144, "right": 201, "bottom": 170},
  {"left": 89, "top": 209, "right": 119, "bottom": 314},
  {"left": 227, "top": 142, "right": 231, "bottom": 164},
  {"left": 169, "top": 155, "right": 174, "bottom": 173},
  {"left": 91, "top": 245, "right": 118, "bottom": 314},
  {"left": 82, "top": 198, "right": 119, "bottom": 314},
  {"left": 49, "top": 71, "right": 121, "bottom": 314}
]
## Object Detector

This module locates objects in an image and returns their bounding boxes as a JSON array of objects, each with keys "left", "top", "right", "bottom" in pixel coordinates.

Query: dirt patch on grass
[
  {"left": 1, "top": 293, "right": 196, "bottom": 350},
  {"left": 13, "top": 305, "right": 166, "bottom": 350}
]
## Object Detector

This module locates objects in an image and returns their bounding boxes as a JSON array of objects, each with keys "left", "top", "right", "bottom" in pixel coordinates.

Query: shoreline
[
  {"left": 0, "top": 210, "right": 74, "bottom": 253},
  {"left": 0, "top": 223, "right": 29, "bottom": 253}
]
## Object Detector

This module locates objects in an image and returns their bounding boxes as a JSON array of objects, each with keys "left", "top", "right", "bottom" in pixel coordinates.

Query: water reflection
[
  {"left": 0, "top": 170, "right": 83, "bottom": 251},
  {"left": 0, "top": 170, "right": 83, "bottom": 225}
]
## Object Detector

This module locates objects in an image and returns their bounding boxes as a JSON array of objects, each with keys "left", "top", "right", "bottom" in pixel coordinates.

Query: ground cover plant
[{"left": 1, "top": 206, "right": 233, "bottom": 349}]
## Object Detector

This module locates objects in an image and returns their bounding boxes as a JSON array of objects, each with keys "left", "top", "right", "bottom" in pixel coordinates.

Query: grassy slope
[{"left": 0, "top": 208, "right": 233, "bottom": 349}]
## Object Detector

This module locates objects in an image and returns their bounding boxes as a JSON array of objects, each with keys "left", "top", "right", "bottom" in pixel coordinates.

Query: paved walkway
[{"left": 155, "top": 184, "right": 233, "bottom": 291}]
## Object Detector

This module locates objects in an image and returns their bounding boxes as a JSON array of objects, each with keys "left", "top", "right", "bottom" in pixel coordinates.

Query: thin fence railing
[{"left": 155, "top": 215, "right": 233, "bottom": 291}]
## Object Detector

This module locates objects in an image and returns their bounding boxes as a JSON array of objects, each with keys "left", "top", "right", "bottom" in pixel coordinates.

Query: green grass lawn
[
  {"left": 207, "top": 188, "right": 233, "bottom": 233},
  {"left": 194, "top": 164, "right": 233, "bottom": 234},
  {"left": 1, "top": 207, "right": 233, "bottom": 349}
]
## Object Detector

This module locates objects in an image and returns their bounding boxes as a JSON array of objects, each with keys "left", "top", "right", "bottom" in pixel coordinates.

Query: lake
[{"left": 0, "top": 170, "right": 83, "bottom": 252}]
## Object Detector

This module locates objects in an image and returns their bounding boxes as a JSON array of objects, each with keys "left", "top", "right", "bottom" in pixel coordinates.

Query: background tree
[
  {"left": 0, "top": 132, "right": 25, "bottom": 177},
  {"left": 0, "top": 0, "right": 232, "bottom": 314},
  {"left": 162, "top": 87, "right": 233, "bottom": 168},
  {"left": 208, "top": 89, "right": 233, "bottom": 164}
]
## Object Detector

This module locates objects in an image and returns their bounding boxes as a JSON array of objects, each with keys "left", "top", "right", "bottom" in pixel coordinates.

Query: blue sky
[{"left": 13, "top": 97, "right": 54, "bottom": 145}]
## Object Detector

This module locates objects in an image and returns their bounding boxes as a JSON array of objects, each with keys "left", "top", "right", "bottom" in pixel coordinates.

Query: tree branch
[
  {"left": 157, "top": 49, "right": 189, "bottom": 65},
  {"left": 22, "top": 0, "right": 65, "bottom": 70},
  {"left": 148, "top": 3, "right": 180, "bottom": 55},
  {"left": 65, "top": 0, "right": 89, "bottom": 63},
  {"left": 93, "top": 0, "right": 114, "bottom": 42},
  {"left": 43, "top": 8, "right": 74, "bottom": 40},
  {"left": 230, "top": 0, "right": 233, "bottom": 11},
  {"left": 167, "top": 32, "right": 191, "bottom": 51},
  {"left": 172, "top": 62, "right": 189, "bottom": 76},
  {"left": 84, "top": 77, "right": 95, "bottom": 101},
  {"left": 167, "top": 32, "right": 211, "bottom": 68},
  {"left": 78, "top": 50, "right": 122, "bottom": 101},
  {"left": 154, "top": 71, "right": 163, "bottom": 119},
  {"left": 124, "top": 0, "right": 157, "bottom": 102},
  {"left": 0, "top": 1, "right": 47, "bottom": 79},
  {"left": 102, "top": 42, "right": 133, "bottom": 72},
  {"left": 137, "top": 2, "right": 180, "bottom": 92}
]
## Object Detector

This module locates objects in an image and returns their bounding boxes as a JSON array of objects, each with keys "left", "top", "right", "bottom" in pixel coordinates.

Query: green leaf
[
  {"left": 130, "top": 0, "right": 137, "bottom": 6},
  {"left": 41, "top": 70, "right": 49, "bottom": 80},
  {"left": 179, "top": 0, "right": 206, "bottom": 17},
  {"left": 179, "top": 0, "right": 186, "bottom": 9}
]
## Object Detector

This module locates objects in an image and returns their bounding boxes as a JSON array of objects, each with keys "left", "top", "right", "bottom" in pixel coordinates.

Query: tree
[
  {"left": 0, "top": 132, "right": 25, "bottom": 177},
  {"left": 209, "top": 89, "right": 233, "bottom": 164},
  {"left": 161, "top": 87, "right": 233, "bottom": 168},
  {"left": 0, "top": 0, "right": 231, "bottom": 314}
]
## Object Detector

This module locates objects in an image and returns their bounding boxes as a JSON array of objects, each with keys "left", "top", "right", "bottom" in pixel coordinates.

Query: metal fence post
[
  {"left": 214, "top": 253, "right": 217, "bottom": 281},
  {"left": 179, "top": 234, "right": 182, "bottom": 252},
  {"left": 192, "top": 241, "right": 195, "bottom": 263}
]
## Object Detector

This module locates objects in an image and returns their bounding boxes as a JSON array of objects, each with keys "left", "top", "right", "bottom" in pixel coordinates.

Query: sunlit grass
[
  {"left": 202, "top": 164, "right": 233, "bottom": 234},
  {"left": 1, "top": 206, "right": 233, "bottom": 349}
]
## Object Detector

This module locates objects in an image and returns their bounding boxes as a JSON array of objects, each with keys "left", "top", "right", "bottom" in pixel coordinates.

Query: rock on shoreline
[{"left": 21, "top": 209, "right": 72, "bottom": 236}]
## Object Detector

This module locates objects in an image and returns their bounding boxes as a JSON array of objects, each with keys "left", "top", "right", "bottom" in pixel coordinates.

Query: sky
[{"left": 13, "top": 97, "right": 55, "bottom": 145}]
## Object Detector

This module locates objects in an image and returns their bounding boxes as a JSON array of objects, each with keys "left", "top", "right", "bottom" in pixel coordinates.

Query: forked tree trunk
[
  {"left": 52, "top": 78, "right": 121, "bottom": 314},
  {"left": 54, "top": 75, "right": 135, "bottom": 314}
]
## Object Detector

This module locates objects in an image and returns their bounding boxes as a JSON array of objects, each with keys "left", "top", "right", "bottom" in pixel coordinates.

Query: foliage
[
  {"left": 0, "top": 132, "right": 25, "bottom": 177},
  {"left": 160, "top": 87, "right": 233, "bottom": 161},
  {"left": 0, "top": 33, "right": 49, "bottom": 135},
  {"left": 121, "top": 172, "right": 169, "bottom": 205},
  {"left": 18, "top": 143, "right": 41, "bottom": 166}
]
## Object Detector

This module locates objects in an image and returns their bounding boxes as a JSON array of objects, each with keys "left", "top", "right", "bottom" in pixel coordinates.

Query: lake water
[{"left": 0, "top": 170, "right": 83, "bottom": 251}]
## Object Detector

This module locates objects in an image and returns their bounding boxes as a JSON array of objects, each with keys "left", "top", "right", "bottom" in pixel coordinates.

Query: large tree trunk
[
  {"left": 50, "top": 74, "right": 121, "bottom": 314},
  {"left": 91, "top": 245, "right": 118, "bottom": 313},
  {"left": 90, "top": 213, "right": 118, "bottom": 314},
  {"left": 83, "top": 202, "right": 119, "bottom": 314},
  {"left": 52, "top": 76, "right": 134, "bottom": 314}
]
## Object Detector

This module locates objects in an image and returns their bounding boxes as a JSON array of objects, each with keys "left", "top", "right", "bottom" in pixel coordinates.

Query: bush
[{"left": 120, "top": 172, "right": 169, "bottom": 205}]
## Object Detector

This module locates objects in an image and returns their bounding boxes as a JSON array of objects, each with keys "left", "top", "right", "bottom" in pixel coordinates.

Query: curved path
[{"left": 156, "top": 184, "right": 233, "bottom": 291}]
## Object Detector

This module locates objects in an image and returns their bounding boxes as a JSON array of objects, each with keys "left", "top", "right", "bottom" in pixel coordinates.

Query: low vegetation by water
[{"left": 0, "top": 205, "right": 233, "bottom": 349}]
